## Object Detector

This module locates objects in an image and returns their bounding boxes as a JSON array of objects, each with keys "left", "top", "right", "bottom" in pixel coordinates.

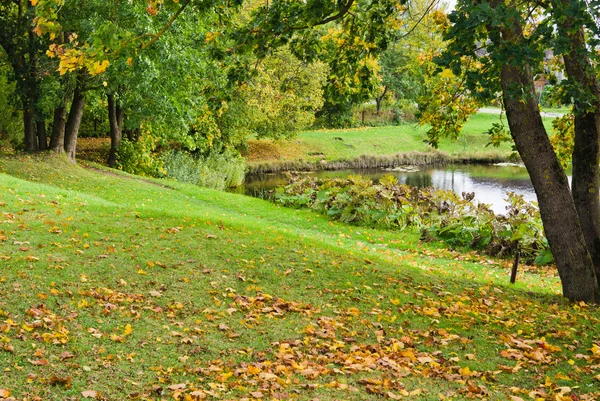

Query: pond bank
[
  {"left": 247, "top": 150, "right": 514, "bottom": 174},
  {"left": 244, "top": 115, "right": 521, "bottom": 174}
]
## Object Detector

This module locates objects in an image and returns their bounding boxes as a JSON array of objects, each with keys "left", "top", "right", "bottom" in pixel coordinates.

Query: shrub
[
  {"left": 163, "top": 148, "right": 246, "bottom": 190},
  {"left": 117, "top": 135, "right": 166, "bottom": 177},
  {"left": 272, "top": 174, "right": 551, "bottom": 265}
]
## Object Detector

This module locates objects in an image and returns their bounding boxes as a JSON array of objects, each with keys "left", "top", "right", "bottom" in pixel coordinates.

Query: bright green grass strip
[{"left": 251, "top": 113, "right": 556, "bottom": 166}]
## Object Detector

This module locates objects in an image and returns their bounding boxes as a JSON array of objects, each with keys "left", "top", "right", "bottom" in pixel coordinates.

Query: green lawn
[
  {"left": 247, "top": 113, "right": 556, "bottom": 171},
  {"left": 0, "top": 154, "right": 598, "bottom": 401}
]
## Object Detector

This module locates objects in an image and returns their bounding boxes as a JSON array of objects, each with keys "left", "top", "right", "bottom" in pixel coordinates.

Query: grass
[
  {"left": 0, "top": 154, "right": 599, "bottom": 401},
  {"left": 245, "top": 113, "right": 558, "bottom": 173}
]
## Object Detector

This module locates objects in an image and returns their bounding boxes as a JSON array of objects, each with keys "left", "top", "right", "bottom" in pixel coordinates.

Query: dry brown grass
[
  {"left": 76, "top": 137, "right": 111, "bottom": 165},
  {"left": 244, "top": 139, "right": 321, "bottom": 162}
]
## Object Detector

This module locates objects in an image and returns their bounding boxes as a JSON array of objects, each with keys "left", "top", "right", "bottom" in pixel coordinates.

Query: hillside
[{"left": 0, "top": 155, "right": 598, "bottom": 401}]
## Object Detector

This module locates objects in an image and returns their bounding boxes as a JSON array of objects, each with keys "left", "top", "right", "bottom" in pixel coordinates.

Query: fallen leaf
[
  {"left": 168, "top": 383, "right": 186, "bottom": 391},
  {"left": 81, "top": 390, "right": 97, "bottom": 398}
]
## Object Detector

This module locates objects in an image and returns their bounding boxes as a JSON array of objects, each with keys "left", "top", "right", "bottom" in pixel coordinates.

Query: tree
[
  {"left": 0, "top": 0, "right": 49, "bottom": 151},
  {"left": 31, "top": 0, "right": 408, "bottom": 158},
  {"left": 438, "top": 0, "right": 599, "bottom": 301},
  {"left": 375, "top": 0, "right": 444, "bottom": 116}
]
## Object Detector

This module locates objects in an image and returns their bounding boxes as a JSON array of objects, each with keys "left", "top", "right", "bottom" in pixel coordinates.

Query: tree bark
[
  {"left": 375, "top": 86, "right": 387, "bottom": 116},
  {"left": 553, "top": 1, "right": 600, "bottom": 287},
  {"left": 107, "top": 93, "right": 122, "bottom": 167},
  {"left": 49, "top": 105, "right": 67, "bottom": 153},
  {"left": 496, "top": 17, "right": 598, "bottom": 302},
  {"left": 64, "top": 77, "right": 86, "bottom": 164},
  {"left": 36, "top": 120, "right": 47, "bottom": 151},
  {"left": 23, "top": 106, "right": 38, "bottom": 151}
]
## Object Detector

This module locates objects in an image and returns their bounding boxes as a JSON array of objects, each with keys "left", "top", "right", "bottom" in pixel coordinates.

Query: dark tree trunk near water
[
  {"left": 496, "top": 16, "right": 598, "bottom": 302},
  {"left": 64, "top": 77, "right": 86, "bottom": 164},
  {"left": 553, "top": 2, "right": 600, "bottom": 287}
]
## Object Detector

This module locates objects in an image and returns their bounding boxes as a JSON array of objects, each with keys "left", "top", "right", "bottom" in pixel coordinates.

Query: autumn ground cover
[
  {"left": 245, "top": 114, "right": 556, "bottom": 172},
  {"left": 0, "top": 154, "right": 599, "bottom": 401}
]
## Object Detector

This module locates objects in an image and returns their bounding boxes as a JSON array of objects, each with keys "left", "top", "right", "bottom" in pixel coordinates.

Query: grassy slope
[
  {"left": 246, "top": 114, "right": 555, "bottom": 167},
  {"left": 0, "top": 155, "right": 599, "bottom": 401}
]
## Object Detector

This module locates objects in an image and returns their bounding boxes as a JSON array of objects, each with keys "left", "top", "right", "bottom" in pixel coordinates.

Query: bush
[
  {"left": 117, "top": 135, "right": 166, "bottom": 177},
  {"left": 163, "top": 148, "right": 246, "bottom": 190},
  {"left": 272, "top": 174, "right": 551, "bottom": 265}
]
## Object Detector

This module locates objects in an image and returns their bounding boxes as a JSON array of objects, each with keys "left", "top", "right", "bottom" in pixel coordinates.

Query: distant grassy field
[
  {"left": 246, "top": 113, "right": 556, "bottom": 172},
  {"left": 0, "top": 154, "right": 599, "bottom": 401}
]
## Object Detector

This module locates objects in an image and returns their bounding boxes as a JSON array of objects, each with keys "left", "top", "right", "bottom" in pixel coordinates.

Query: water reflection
[{"left": 237, "top": 164, "right": 538, "bottom": 214}]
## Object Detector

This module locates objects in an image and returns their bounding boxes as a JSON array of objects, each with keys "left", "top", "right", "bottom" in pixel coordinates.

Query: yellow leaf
[
  {"left": 459, "top": 366, "right": 472, "bottom": 376},
  {"left": 88, "top": 59, "right": 110, "bottom": 76},
  {"left": 440, "top": 69, "right": 454, "bottom": 79},
  {"left": 123, "top": 324, "right": 132, "bottom": 336}
]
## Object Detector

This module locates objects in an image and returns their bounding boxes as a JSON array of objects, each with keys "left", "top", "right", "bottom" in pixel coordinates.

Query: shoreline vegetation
[
  {"left": 244, "top": 113, "right": 553, "bottom": 175},
  {"left": 70, "top": 113, "right": 554, "bottom": 178},
  {"left": 246, "top": 150, "right": 512, "bottom": 174}
]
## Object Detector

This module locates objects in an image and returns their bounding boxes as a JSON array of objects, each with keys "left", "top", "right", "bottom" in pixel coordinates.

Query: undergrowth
[
  {"left": 163, "top": 149, "right": 246, "bottom": 190},
  {"left": 272, "top": 174, "right": 550, "bottom": 264}
]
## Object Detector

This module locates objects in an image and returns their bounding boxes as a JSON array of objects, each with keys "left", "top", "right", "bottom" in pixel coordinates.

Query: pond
[{"left": 233, "top": 163, "right": 538, "bottom": 215}]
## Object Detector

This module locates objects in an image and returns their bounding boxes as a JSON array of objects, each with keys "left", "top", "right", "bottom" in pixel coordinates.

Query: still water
[{"left": 236, "top": 164, "right": 538, "bottom": 214}]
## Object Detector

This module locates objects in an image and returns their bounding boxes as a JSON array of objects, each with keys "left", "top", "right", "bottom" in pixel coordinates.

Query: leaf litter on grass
[{"left": 0, "top": 157, "right": 600, "bottom": 400}]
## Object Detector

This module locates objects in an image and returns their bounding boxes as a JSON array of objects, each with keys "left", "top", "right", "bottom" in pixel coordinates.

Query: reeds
[{"left": 247, "top": 151, "right": 511, "bottom": 174}]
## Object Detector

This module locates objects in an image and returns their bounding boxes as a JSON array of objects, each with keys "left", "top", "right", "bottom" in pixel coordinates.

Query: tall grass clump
[{"left": 163, "top": 148, "right": 246, "bottom": 190}]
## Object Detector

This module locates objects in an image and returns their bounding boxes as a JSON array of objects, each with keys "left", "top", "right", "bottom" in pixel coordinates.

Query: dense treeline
[{"left": 0, "top": 0, "right": 449, "bottom": 170}]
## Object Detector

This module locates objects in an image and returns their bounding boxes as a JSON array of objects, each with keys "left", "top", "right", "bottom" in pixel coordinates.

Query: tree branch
[{"left": 141, "top": 0, "right": 191, "bottom": 50}]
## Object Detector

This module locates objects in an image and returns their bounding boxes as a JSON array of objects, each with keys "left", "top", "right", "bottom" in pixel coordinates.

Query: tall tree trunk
[
  {"left": 64, "top": 77, "right": 86, "bottom": 164},
  {"left": 23, "top": 105, "right": 38, "bottom": 151},
  {"left": 107, "top": 93, "right": 122, "bottom": 167},
  {"left": 36, "top": 120, "right": 47, "bottom": 151},
  {"left": 553, "top": 0, "right": 600, "bottom": 287},
  {"left": 496, "top": 16, "right": 598, "bottom": 302},
  {"left": 50, "top": 105, "right": 67, "bottom": 153},
  {"left": 375, "top": 86, "right": 387, "bottom": 116}
]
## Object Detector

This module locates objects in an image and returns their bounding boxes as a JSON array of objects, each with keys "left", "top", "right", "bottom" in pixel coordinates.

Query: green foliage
[
  {"left": 314, "top": 102, "right": 357, "bottom": 128},
  {"left": 550, "top": 114, "right": 574, "bottom": 168},
  {"left": 163, "top": 148, "right": 246, "bottom": 190},
  {"left": 243, "top": 47, "right": 327, "bottom": 138},
  {"left": 273, "top": 174, "right": 550, "bottom": 264},
  {"left": 0, "top": 61, "right": 22, "bottom": 151},
  {"left": 116, "top": 135, "right": 166, "bottom": 177},
  {"left": 485, "top": 121, "right": 514, "bottom": 151}
]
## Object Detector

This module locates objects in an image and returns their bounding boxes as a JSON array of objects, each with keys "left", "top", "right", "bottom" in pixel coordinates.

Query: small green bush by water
[
  {"left": 272, "top": 174, "right": 551, "bottom": 265},
  {"left": 163, "top": 149, "right": 246, "bottom": 190}
]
